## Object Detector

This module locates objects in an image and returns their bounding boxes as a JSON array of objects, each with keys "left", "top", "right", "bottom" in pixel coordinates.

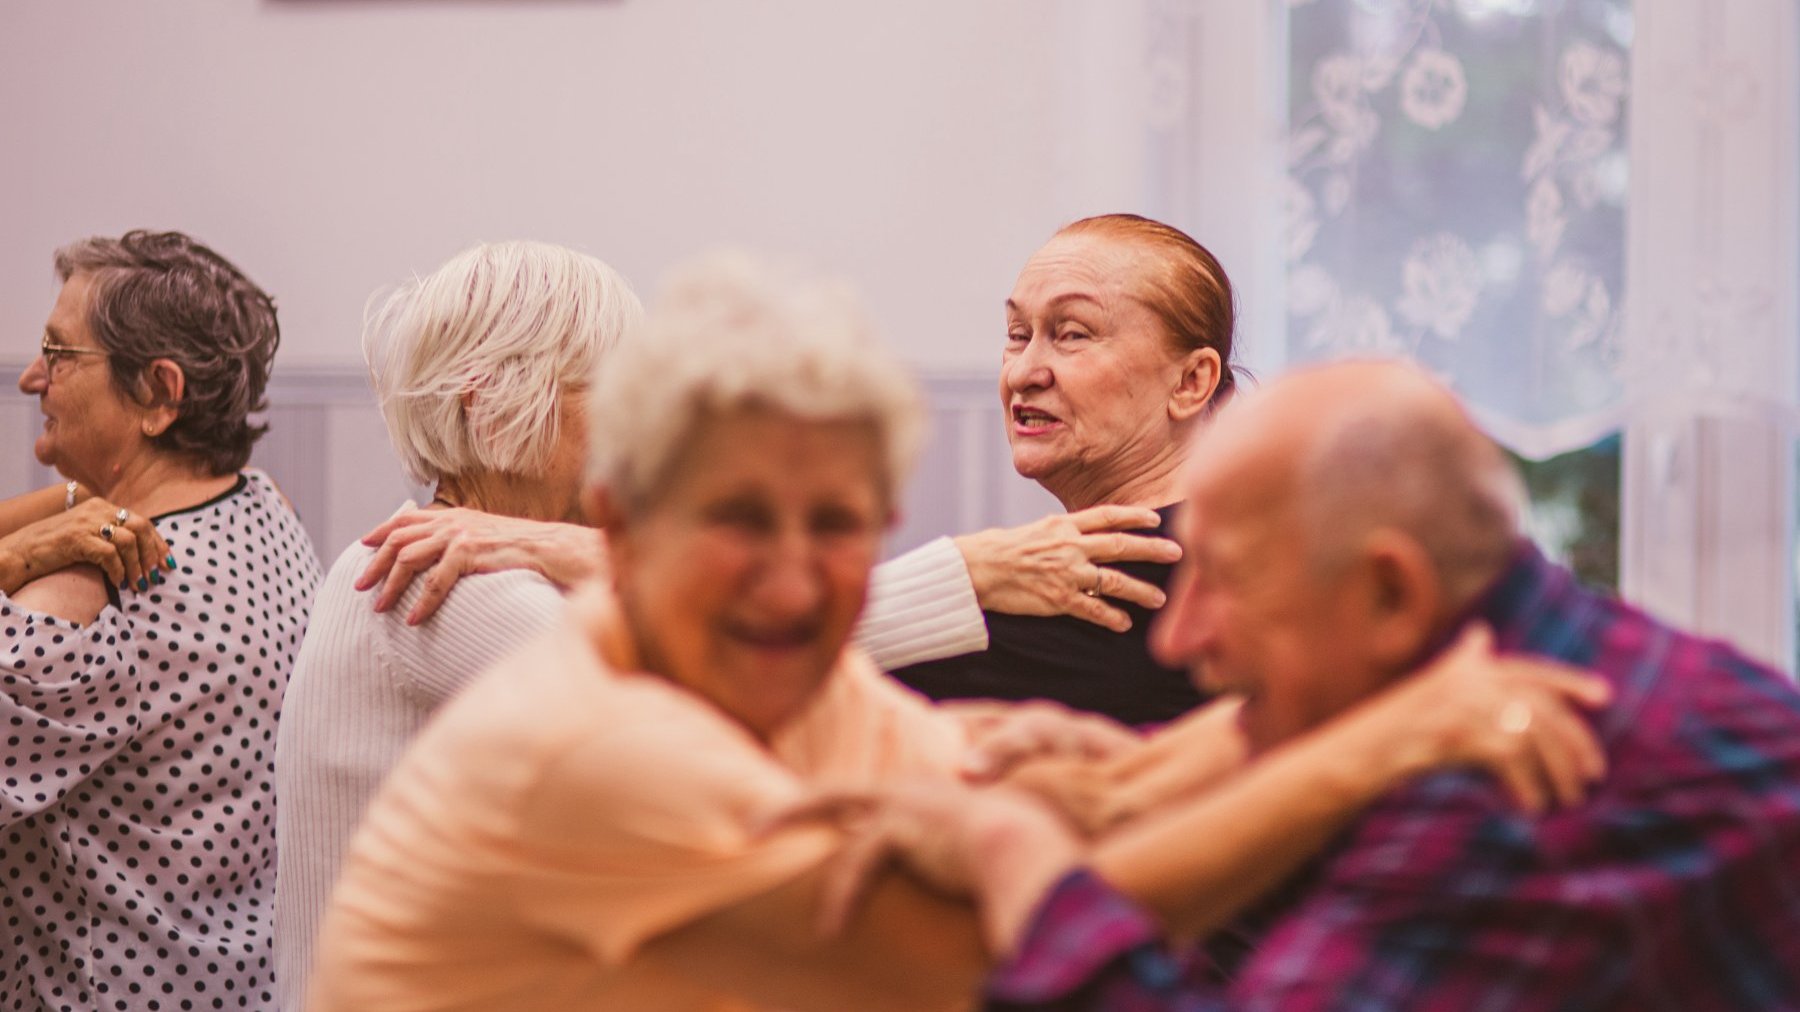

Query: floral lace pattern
[{"left": 1286, "top": 0, "right": 1633, "bottom": 456}]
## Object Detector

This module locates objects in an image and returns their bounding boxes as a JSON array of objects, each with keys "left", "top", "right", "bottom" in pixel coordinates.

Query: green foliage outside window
[{"left": 1510, "top": 435, "right": 1620, "bottom": 591}]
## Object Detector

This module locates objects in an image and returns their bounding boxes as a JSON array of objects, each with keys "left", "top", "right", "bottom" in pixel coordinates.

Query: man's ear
[
  {"left": 1168, "top": 347, "right": 1223, "bottom": 423},
  {"left": 138, "top": 359, "right": 186, "bottom": 438},
  {"left": 1354, "top": 529, "right": 1443, "bottom": 671}
]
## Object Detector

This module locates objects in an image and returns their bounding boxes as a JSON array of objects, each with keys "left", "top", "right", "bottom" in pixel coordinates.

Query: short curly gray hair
[
  {"left": 54, "top": 230, "right": 280, "bottom": 476},
  {"left": 364, "top": 241, "right": 642, "bottom": 486},
  {"left": 586, "top": 252, "right": 922, "bottom": 510}
]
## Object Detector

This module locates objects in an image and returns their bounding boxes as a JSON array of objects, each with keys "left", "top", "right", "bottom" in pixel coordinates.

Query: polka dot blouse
[{"left": 0, "top": 471, "right": 321, "bottom": 1011}]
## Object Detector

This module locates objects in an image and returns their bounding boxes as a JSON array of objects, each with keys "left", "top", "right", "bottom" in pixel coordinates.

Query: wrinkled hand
[
  {"left": 982, "top": 756, "right": 1120, "bottom": 838},
  {"left": 770, "top": 780, "right": 1080, "bottom": 953},
  {"left": 7, "top": 497, "right": 172, "bottom": 593},
  {"left": 357, "top": 506, "right": 606, "bottom": 624},
  {"left": 952, "top": 505, "right": 1181, "bottom": 633},
  {"left": 989, "top": 699, "right": 1249, "bottom": 837},
  {"left": 947, "top": 700, "right": 1142, "bottom": 782},
  {"left": 1399, "top": 624, "right": 1612, "bottom": 815}
]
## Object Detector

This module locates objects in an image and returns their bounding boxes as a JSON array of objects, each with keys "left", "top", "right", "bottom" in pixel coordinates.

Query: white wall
[
  {"left": 1, "top": 0, "right": 1107, "bottom": 554},
  {"left": 0, "top": 0, "right": 1072, "bottom": 372}
]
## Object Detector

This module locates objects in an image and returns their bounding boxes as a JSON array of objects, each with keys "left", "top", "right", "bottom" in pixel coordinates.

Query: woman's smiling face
[
  {"left": 606, "top": 407, "right": 890, "bottom": 741},
  {"left": 19, "top": 273, "right": 141, "bottom": 489}
]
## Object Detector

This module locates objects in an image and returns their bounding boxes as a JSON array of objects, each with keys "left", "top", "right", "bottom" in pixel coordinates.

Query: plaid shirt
[{"left": 986, "top": 543, "right": 1800, "bottom": 1011}]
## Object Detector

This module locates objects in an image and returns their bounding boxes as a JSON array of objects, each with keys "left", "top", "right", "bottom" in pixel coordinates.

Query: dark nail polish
[
  {"left": 166, "top": 555, "right": 177, "bottom": 568},
  {"left": 121, "top": 580, "right": 131, "bottom": 592},
  {"left": 136, "top": 577, "right": 148, "bottom": 591},
  {"left": 151, "top": 571, "right": 164, "bottom": 585}
]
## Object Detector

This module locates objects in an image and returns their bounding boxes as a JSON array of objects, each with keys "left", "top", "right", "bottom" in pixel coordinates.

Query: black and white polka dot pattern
[{"left": 0, "top": 471, "right": 321, "bottom": 1011}]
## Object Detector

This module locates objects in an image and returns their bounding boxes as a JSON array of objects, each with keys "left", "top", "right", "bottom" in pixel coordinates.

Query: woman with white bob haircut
[
  {"left": 306, "top": 251, "right": 998, "bottom": 1011},
  {"left": 274, "top": 239, "right": 640, "bottom": 1008}
]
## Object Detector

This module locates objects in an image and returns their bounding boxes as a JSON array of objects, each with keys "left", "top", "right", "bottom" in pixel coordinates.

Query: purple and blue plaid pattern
[{"left": 986, "top": 543, "right": 1800, "bottom": 1011}]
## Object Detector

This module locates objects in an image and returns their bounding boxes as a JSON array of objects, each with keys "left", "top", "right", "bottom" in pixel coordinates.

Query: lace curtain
[
  {"left": 1058, "top": 0, "right": 1798, "bottom": 663},
  {"left": 1283, "top": 0, "right": 1634, "bottom": 459}
]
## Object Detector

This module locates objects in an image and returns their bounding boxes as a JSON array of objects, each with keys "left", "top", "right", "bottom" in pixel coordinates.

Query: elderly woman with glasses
[
  {"left": 0, "top": 230, "right": 321, "bottom": 1010},
  {"left": 304, "top": 254, "right": 1608, "bottom": 1012},
  {"left": 0, "top": 321, "right": 199, "bottom": 596}
]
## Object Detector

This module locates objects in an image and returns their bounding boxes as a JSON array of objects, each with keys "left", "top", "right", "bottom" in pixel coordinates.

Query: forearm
[
  {"left": 1099, "top": 700, "right": 1249, "bottom": 824},
  {"left": 0, "top": 541, "right": 28, "bottom": 596},
  {"left": 0, "top": 518, "right": 77, "bottom": 596},
  {"left": 858, "top": 537, "right": 986, "bottom": 669},
  {"left": 1000, "top": 701, "right": 1247, "bottom": 837},
  {"left": 0, "top": 484, "right": 73, "bottom": 539},
  {"left": 1093, "top": 697, "right": 1435, "bottom": 939}
]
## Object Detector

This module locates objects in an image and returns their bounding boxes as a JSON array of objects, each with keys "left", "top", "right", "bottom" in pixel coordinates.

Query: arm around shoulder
[{"left": 858, "top": 537, "right": 988, "bottom": 670}]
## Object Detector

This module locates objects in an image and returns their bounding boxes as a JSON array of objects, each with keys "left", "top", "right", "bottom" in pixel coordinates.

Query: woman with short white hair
[{"left": 273, "top": 239, "right": 641, "bottom": 1008}]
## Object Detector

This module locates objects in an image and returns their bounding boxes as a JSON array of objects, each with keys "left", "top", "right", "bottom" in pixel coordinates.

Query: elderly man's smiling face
[
  {"left": 1152, "top": 361, "right": 1526, "bottom": 754},
  {"left": 1149, "top": 390, "right": 1393, "bottom": 754}
]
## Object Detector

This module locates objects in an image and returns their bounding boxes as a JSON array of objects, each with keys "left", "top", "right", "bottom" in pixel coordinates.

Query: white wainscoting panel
[{"left": 0, "top": 365, "right": 1059, "bottom": 564}]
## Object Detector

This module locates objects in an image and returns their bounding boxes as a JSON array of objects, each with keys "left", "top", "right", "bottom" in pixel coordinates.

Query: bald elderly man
[{"left": 823, "top": 361, "right": 1800, "bottom": 1011}]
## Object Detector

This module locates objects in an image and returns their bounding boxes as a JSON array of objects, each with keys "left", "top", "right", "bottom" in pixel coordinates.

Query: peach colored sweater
[{"left": 307, "top": 590, "right": 966, "bottom": 1011}]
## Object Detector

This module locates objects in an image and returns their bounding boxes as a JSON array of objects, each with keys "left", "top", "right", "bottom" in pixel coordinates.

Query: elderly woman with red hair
[{"left": 893, "top": 214, "right": 1242, "bottom": 726}]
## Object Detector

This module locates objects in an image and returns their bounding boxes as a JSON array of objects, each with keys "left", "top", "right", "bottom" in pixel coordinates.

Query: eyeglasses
[{"left": 38, "top": 336, "right": 109, "bottom": 376}]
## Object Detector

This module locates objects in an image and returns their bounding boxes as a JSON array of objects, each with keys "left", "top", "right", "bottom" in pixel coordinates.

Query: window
[
  {"left": 1513, "top": 436, "right": 1619, "bottom": 590},
  {"left": 1284, "top": 0, "right": 1632, "bottom": 599},
  {"left": 1072, "top": 0, "right": 1796, "bottom": 669}
]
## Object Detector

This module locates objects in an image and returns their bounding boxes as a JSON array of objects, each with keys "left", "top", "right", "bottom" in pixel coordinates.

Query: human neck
[
  {"left": 433, "top": 471, "right": 570, "bottom": 522},
  {"left": 1042, "top": 442, "right": 1187, "bottom": 513},
  {"left": 88, "top": 453, "right": 235, "bottom": 517}
]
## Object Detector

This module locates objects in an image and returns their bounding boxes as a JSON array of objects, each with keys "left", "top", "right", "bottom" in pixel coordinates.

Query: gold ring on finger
[
  {"left": 115, "top": 508, "right": 130, "bottom": 524},
  {"left": 100, "top": 524, "right": 115, "bottom": 541}
]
